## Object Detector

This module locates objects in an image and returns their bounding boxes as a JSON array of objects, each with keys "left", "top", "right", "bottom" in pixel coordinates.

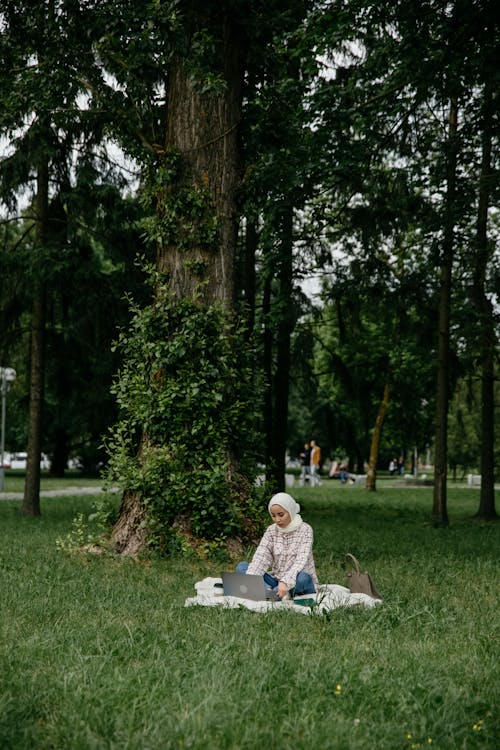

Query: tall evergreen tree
[
  {"left": 298, "top": 0, "right": 498, "bottom": 513},
  {"left": 106, "top": 1, "right": 266, "bottom": 555},
  {"left": 0, "top": 0, "right": 99, "bottom": 512},
  {"left": 238, "top": 3, "right": 318, "bottom": 488},
  {"left": 0, "top": 0, "right": 149, "bottom": 506}
]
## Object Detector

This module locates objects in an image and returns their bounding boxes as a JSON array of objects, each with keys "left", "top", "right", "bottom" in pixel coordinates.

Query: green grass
[{"left": 0, "top": 485, "right": 498, "bottom": 749}]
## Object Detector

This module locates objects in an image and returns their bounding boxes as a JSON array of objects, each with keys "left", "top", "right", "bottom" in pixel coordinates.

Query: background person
[
  {"left": 339, "top": 461, "right": 349, "bottom": 483},
  {"left": 236, "top": 492, "right": 318, "bottom": 599},
  {"left": 330, "top": 460, "right": 356, "bottom": 484},
  {"left": 299, "top": 442, "right": 311, "bottom": 486},
  {"left": 310, "top": 438, "right": 321, "bottom": 486}
]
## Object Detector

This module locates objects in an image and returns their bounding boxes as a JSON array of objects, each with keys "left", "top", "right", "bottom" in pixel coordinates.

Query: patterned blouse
[{"left": 247, "top": 521, "right": 319, "bottom": 590}]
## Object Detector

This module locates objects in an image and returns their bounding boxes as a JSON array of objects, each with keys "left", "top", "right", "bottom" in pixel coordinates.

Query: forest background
[{"left": 0, "top": 0, "right": 498, "bottom": 554}]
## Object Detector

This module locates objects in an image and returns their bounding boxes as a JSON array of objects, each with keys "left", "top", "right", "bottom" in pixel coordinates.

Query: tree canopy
[{"left": 1, "top": 0, "right": 498, "bottom": 544}]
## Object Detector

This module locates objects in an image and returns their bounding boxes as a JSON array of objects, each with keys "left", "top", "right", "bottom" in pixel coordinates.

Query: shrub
[{"left": 103, "top": 272, "right": 268, "bottom": 555}]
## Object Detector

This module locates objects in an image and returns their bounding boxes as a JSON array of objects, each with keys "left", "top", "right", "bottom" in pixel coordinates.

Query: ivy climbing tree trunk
[
  {"left": 157, "top": 36, "right": 243, "bottom": 303},
  {"left": 110, "top": 6, "right": 248, "bottom": 555}
]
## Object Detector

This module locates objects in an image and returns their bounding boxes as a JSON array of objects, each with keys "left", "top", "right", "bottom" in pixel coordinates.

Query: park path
[{"left": 0, "top": 487, "right": 118, "bottom": 501}]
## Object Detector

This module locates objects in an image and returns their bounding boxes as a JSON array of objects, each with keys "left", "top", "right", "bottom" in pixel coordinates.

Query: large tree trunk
[
  {"left": 109, "top": 458, "right": 148, "bottom": 557},
  {"left": 22, "top": 157, "right": 49, "bottom": 516},
  {"left": 366, "top": 382, "right": 391, "bottom": 491},
  {"left": 111, "top": 7, "right": 245, "bottom": 555},
  {"left": 157, "top": 21, "right": 243, "bottom": 303},
  {"left": 473, "top": 80, "right": 497, "bottom": 520},
  {"left": 432, "top": 98, "right": 458, "bottom": 527}
]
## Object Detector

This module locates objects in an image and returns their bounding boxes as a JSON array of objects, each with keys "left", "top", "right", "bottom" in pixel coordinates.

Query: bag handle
[{"left": 345, "top": 553, "right": 361, "bottom": 573}]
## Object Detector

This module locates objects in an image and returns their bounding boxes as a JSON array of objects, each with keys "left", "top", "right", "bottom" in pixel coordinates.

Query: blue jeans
[{"left": 236, "top": 561, "right": 315, "bottom": 595}]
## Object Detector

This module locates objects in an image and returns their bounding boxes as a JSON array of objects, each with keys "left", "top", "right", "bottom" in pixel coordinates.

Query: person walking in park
[
  {"left": 236, "top": 492, "right": 318, "bottom": 599},
  {"left": 310, "top": 438, "right": 321, "bottom": 486},
  {"left": 299, "top": 442, "right": 311, "bottom": 486}
]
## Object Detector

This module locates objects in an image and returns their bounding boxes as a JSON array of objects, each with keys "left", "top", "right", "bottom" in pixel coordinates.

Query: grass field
[{"left": 0, "top": 482, "right": 498, "bottom": 749}]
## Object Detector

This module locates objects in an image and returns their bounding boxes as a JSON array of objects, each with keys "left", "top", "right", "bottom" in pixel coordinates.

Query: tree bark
[
  {"left": 432, "top": 98, "right": 458, "bottom": 527},
  {"left": 157, "top": 15, "right": 244, "bottom": 304},
  {"left": 366, "top": 382, "right": 391, "bottom": 491},
  {"left": 473, "top": 80, "right": 497, "bottom": 520},
  {"left": 22, "top": 157, "right": 49, "bottom": 516},
  {"left": 109, "top": 474, "right": 148, "bottom": 557}
]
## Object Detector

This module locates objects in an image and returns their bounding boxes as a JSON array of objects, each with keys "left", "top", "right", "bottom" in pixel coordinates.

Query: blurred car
[
  {"left": 3, "top": 452, "right": 50, "bottom": 470},
  {"left": 9, "top": 452, "right": 27, "bottom": 469}
]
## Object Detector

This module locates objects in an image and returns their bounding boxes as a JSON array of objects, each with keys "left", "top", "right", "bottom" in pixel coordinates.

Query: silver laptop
[{"left": 221, "top": 571, "right": 280, "bottom": 601}]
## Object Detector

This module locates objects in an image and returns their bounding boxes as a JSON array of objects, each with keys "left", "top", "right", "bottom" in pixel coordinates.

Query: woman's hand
[{"left": 278, "top": 581, "right": 289, "bottom": 598}]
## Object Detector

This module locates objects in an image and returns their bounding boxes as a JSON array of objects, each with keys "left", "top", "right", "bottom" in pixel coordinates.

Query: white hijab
[{"left": 268, "top": 492, "right": 303, "bottom": 533}]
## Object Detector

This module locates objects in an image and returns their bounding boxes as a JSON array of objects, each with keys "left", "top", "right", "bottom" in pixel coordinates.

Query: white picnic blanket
[{"left": 184, "top": 577, "right": 382, "bottom": 615}]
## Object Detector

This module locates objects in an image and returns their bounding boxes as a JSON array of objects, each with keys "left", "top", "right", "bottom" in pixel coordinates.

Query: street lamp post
[{"left": 0, "top": 367, "right": 17, "bottom": 492}]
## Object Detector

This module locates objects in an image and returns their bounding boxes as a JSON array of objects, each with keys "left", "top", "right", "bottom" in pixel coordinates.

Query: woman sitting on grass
[{"left": 236, "top": 492, "right": 318, "bottom": 599}]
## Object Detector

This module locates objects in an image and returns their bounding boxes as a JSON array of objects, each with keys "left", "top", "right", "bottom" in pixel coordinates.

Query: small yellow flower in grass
[
  {"left": 335, "top": 683, "right": 342, "bottom": 696},
  {"left": 427, "top": 739, "right": 433, "bottom": 744},
  {"left": 472, "top": 720, "right": 483, "bottom": 732},
  {"left": 405, "top": 733, "right": 412, "bottom": 740}
]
